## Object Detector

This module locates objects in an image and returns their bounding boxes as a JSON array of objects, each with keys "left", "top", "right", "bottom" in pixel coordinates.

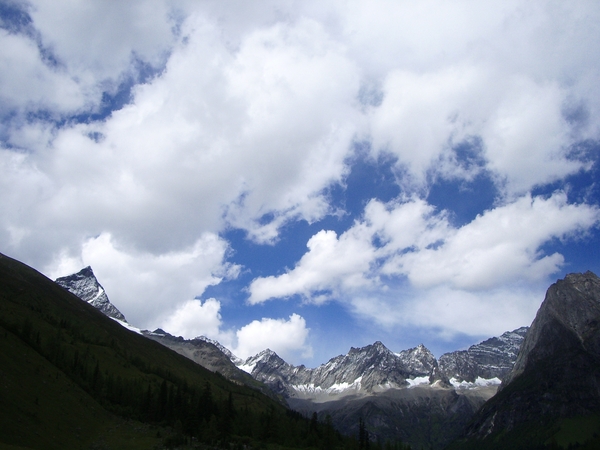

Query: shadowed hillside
[
  {"left": 0, "top": 252, "right": 358, "bottom": 449},
  {"left": 448, "top": 272, "right": 600, "bottom": 449}
]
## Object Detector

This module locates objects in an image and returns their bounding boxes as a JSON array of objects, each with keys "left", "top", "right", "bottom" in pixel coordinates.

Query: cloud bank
[{"left": 1, "top": 1, "right": 600, "bottom": 361}]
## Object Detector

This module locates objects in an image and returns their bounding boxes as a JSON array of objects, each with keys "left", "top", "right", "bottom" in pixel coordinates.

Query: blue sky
[{"left": 1, "top": 1, "right": 600, "bottom": 366}]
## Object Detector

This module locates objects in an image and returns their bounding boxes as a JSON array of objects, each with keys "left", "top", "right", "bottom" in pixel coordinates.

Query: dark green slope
[{"left": 0, "top": 252, "right": 351, "bottom": 449}]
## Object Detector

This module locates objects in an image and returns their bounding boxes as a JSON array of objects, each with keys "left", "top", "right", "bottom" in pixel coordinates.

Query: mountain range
[
  {"left": 233, "top": 330, "right": 527, "bottom": 447},
  {"left": 8, "top": 250, "right": 600, "bottom": 448},
  {"left": 54, "top": 265, "right": 530, "bottom": 448}
]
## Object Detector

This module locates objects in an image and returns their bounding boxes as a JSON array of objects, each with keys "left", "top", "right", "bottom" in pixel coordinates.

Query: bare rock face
[
  {"left": 454, "top": 271, "right": 600, "bottom": 449},
  {"left": 439, "top": 327, "right": 528, "bottom": 383},
  {"left": 237, "top": 332, "right": 529, "bottom": 449},
  {"left": 55, "top": 267, "right": 127, "bottom": 322},
  {"left": 503, "top": 271, "right": 600, "bottom": 387},
  {"left": 239, "top": 341, "right": 442, "bottom": 400},
  {"left": 142, "top": 329, "right": 259, "bottom": 387}
]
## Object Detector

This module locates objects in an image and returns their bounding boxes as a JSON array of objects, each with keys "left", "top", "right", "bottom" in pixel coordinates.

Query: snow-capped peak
[{"left": 55, "top": 266, "right": 127, "bottom": 322}]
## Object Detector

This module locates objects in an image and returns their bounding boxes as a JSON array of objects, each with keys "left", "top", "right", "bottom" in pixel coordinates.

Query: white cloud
[
  {"left": 248, "top": 197, "right": 448, "bottom": 304},
  {"left": 233, "top": 313, "right": 312, "bottom": 361},
  {"left": 249, "top": 192, "right": 599, "bottom": 334},
  {"left": 47, "top": 232, "right": 239, "bottom": 330},
  {"left": 248, "top": 227, "right": 376, "bottom": 304},
  {"left": 369, "top": 66, "right": 483, "bottom": 187},
  {"left": 157, "top": 300, "right": 312, "bottom": 363},
  {"left": 29, "top": 0, "right": 176, "bottom": 86},
  {"left": 369, "top": 66, "right": 588, "bottom": 195},
  {"left": 479, "top": 78, "right": 581, "bottom": 194},
  {"left": 161, "top": 298, "right": 233, "bottom": 342},
  {"left": 0, "top": 30, "right": 86, "bottom": 115},
  {"left": 348, "top": 283, "right": 543, "bottom": 339},
  {"left": 394, "top": 192, "right": 599, "bottom": 289},
  {"left": 357, "top": 1, "right": 600, "bottom": 194}
]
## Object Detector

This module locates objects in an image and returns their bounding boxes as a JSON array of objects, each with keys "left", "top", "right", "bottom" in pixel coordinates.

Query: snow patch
[
  {"left": 292, "top": 376, "right": 364, "bottom": 395},
  {"left": 406, "top": 376, "right": 430, "bottom": 387},
  {"left": 450, "top": 376, "right": 501, "bottom": 389},
  {"left": 90, "top": 286, "right": 105, "bottom": 302},
  {"left": 238, "top": 363, "right": 256, "bottom": 374},
  {"left": 111, "top": 317, "right": 142, "bottom": 335}
]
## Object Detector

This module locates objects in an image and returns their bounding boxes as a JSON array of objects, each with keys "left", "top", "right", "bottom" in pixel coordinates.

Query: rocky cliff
[
  {"left": 452, "top": 271, "right": 600, "bottom": 449},
  {"left": 439, "top": 327, "right": 528, "bottom": 384},
  {"left": 55, "top": 267, "right": 127, "bottom": 322}
]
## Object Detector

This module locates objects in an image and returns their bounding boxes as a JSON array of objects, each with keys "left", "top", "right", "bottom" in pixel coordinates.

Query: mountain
[
  {"left": 53, "top": 267, "right": 286, "bottom": 400},
  {"left": 0, "top": 252, "right": 351, "bottom": 449},
  {"left": 236, "top": 335, "right": 526, "bottom": 449},
  {"left": 438, "top": 327, "right": 529, "bottom": 384},
  {"left": 55, "top": 266, "right": 127, "bottom": 322},
  {"left": 53, "top": 265, "right": 529, "bottom": 448},
  {"left": 196, "top": 335, "right": 244, "bottom": 365},
  {"left": 240, "top": 341, "right": 444, "bottom": 400},
  {"left": 451, "top": 271, "right": 600, "bottom": 449},
  {"left": 141, "top": 328, "right": 271, "bottom": 394}
]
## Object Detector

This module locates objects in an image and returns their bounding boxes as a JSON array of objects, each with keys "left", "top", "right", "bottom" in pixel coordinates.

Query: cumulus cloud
[
  {"left": 29, "top": 0, "right": 176, "bottom": 88},
  {"left": 233, "top": 313, "right": 312, "bottom": 361},
  {"left": 369, "top": 66, "right": 587, "bottom": 195},
  {"left": 2, "top": 1, "right": 600, "bottom": 358},
  {"left": 249, "top": 192, "right": 599, "bottom": 332},
  {"left": 47, "top": 232, "right": 239, "bottom": 330},
  {"left": 0, "top": 30, "right": 86, "bottom": 115},
  {"left": 358, "top": 1, "right": 600, "bottom": 194},
  {"left": 2, "top": 13, "right": 360, "bottom": 258},
  {"left": 160, "top": 301, "right": 312, "bottom": 363},
  {"left": 393, "top": 192, "right": 599, "bottom": 289},
  {"left": 348, "top": 283, "right": 543, "bottom": 339},
  {"left": 162, "top": 298, "right": 230, "bottom": 341}
]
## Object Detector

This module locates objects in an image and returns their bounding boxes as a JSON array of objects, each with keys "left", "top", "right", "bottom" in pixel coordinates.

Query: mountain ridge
[
  {"left": 450, "top": 270, "right": 600, "bottom": 449},
  {"left": 54, "top": 264, "right": 533, "bottom": 449},
  {"left": 55, "top": 266, "right": 127, "bottom": 323},
  {"left": 55, "top": 265, "right": 530, "bottom": 394}
]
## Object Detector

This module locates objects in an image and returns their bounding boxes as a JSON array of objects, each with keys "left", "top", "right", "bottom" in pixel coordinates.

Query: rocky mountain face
[
  {"left": 235, "top": 334, "right": 526, "bottom": 449},
  {"left": 452, "top": 271, "right": 600, "bottom": 449},
  {"left": 238, "top": 330, "right": 528, "bottom": 402},
  {"left": 239, "top": 341, "right": 444, "bottom": 400},
  {"left": 55, "top": 267, "right": 127, "bottom": 322},
  {"left": 141, "top": 329, "right": 273, "bottom": 394},
  {"left": 438, "top": 327, "right": 528, "bottom": 384},
  {"left": 55, "top": 265, "right": 534, "bottom": 449}
]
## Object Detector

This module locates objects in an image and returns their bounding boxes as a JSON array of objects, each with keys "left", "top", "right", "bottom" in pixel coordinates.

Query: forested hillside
[{"left": 0, "top": 252, "right": 390, "bottom": 449}]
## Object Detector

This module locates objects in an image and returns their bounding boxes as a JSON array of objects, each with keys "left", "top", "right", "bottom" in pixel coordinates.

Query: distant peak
[
  {"left": 564, "top": 270, "right": 599, "bottom": 284},
  {"left": 350, "top": 340, "right": 391, "bottom": 354},
  {"left": 75, "top": 266, "right": 95, "bottom": 277},
  {"left": 407, "top": 343, "right": 431, "bottom": 353},
  {"left": 258, "top": 348, "right": 277, "bottom": 357},
  {"left": 152, "top": 328, "right": 169, "bottom": 336}
]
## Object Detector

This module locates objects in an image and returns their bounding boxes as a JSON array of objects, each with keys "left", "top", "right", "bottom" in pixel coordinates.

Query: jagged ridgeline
[{"left": 0, "top": 252, "right": 365, "bottom": 450}]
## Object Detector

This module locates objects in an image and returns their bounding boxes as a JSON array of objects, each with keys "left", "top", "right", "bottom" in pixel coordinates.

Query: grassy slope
[{"left": 0, "top": 252, "right": 284, "bottom": 449}]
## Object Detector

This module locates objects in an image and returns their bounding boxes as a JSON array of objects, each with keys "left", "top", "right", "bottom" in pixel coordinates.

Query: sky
[{"left": 1, "top": 0, "right": 600, "bottom": 367}]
